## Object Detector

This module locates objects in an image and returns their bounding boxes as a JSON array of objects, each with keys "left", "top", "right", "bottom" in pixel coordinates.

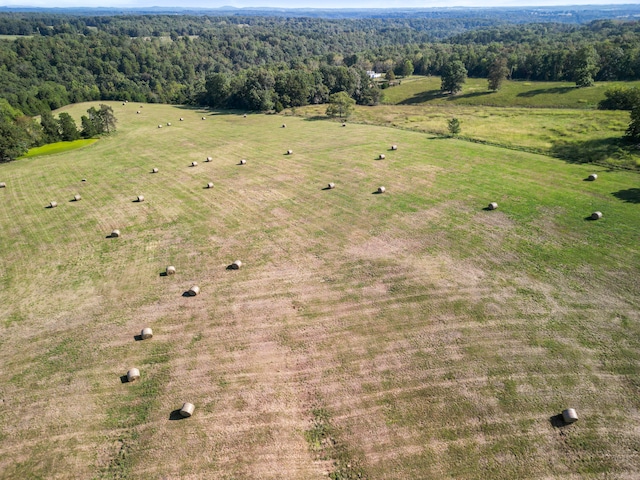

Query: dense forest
[{"left": 1, "top": 12, "right": 640, "bottom": 161}]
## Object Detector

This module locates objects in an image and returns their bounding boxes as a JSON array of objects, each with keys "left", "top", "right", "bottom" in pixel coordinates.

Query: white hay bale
[
  {"left": 243, "top": 114, "right": 247, "bottom": 118},
  {"left": 191, "top": 161, "right": 198, "bottom": 167},
  {"left": 202, "top": 116, "right": 206, "bottom": 120},
  {"left": 588, "top": 174, "right": 597, "bottom": 181},
  {"left": 287, "top": 150, "right": 293, "bottom": 155},
  {"left": 111, "top": 229, "right": 120, "bottom": 238},
  {"left": 377, "top": 186, "right": 386, "bottom": 194},
  {"left": 158, "top": 124, "right": 162, "bottom": 128},
  {"left": 122, "top": 102, "right": 126, "bottom": 106},
  {"left": 180, "top": 402, "right": 195, "bottom": 417},
  {"left": 230, "top": 260, "right": 242, "bottom": 270},
  {"left": 207, "top": 182, "right": 214, "bottom": 188},
  {"left": 152, "top": 167, "right": 158, "bottom": 173},
  {"left": 342, "top": 123, "right": 346, "bottom": 127},
  {"left": 240, "top": 159, "right": 246, "bottom": 165},
  {"left": 49, "top": 201, "right": 58, "bottom": 208},
  {"left": 137, "top": 195, "right": 144, "bottom": 202},
  {"left": 282, "top": 124, "right": 286, "bottom": 128},
  {"left": 328, "top": 182, "right": 335, "bottom": 189},
  {"left": 391, "top": 145, "right": 397, "bottom": 150},
  {"left": 180, "top": 117, "right": 184, "bottom": 121},
  {"left": 562, "top": 408, "right": 578, "bottom": 423},
  {"left": 141, "top": 327, "right": 153, "bottom": 340},
  {"left": 188, "top": 285, "right": 200, "bottom": 296},
  {"left": 73, "top": 194, "right": 81, "bottom": 201},
  {"left": 167, "top": 122, "right": 171, "bottom": 126},
  {"left": 166, "top": 265, "right": 176, "bottom": 275},
  {"left": 591, "top": 211, "right": 602, "bottom": 220},
  {"left": 0, "top": 182, "right": 5, "bottom": 188},
  {"left": 136, "top": 111, "right": 140, "bottom": 114},
  {"left": 488, "top": 202, "right": 498, "bottom": 210},
  {"left": 379, "top": 154, "right": 385, "bottom": 160},
  {"left": 81, "top": 179, "right": 87, "bottom": 182},
  {"left": 206, "top": 156, "right": 212, "bottom": 162},
  {"left": 127, "top": 368, "right": 140, "bottom": 382}
]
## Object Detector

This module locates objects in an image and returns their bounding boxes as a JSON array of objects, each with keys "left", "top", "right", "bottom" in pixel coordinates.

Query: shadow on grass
[
  {"left": 398, "top": 89, "right": 443, "bottom": 105},
  {"left": 612, "top": 188, "right": 640, "bottom": 204},
  {"left": 518, "top": 86, "right": 576, "bottom": 97},
  {"left": 550, "top": 137, "right": 637, "bottom": 168},
  {"left": 549, "top": 414, "right": 571, "bottom": 428},
  {"left": 133, "top": 334, "right": 143, "bottom": 341},
  {"left": 448, "top": 91, "right": 494, "bottom": 101},
  {"left": 120, "top": 375, "right": 129, "bottom": 384},
  {"left": 169, "top": 409, "right": 187, "bottom": 421}
]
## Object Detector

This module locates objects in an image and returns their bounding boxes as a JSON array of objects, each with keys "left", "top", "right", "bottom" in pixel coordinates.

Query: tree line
[
  {"left": 1, "top": 14, "right": 640, "bottom": 117},
  {"left": 0, "top": 102, "right": 115, "bottom": 162}
]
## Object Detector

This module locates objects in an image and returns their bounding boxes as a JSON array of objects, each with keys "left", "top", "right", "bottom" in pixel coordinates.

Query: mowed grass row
[{"left": 0, "top": 103, "right": 638, "bottom": 479}]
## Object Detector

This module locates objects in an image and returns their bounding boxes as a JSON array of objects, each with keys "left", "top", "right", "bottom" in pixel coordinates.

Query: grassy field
[
  {"left": 0, "top": 102, "right": 639, "bottom": 479},
  {"left": 20, "top": 139, "right": 98, "bottom": 158},
  {"left": 381, "top": 76, "right": 640, "bottom": 109}
]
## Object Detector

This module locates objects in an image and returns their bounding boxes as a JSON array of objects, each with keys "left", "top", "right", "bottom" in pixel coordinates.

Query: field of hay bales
[{"left": 0, "top": 102, "right": 638, "bottom": 479}]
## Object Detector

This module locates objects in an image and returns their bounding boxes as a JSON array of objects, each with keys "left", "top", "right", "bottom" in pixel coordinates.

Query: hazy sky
[{"left": 0, "top": 0, "right": 637, "bottom": 8}]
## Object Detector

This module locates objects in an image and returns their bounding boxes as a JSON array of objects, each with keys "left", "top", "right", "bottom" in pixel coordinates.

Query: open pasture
[{"left": 0, "top": 102, "right": 638, "bottom": 479}]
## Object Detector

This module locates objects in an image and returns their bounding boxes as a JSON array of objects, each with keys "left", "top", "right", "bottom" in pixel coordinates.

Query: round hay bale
[
  {"left": 207, "top": 182, "right": 214, "bottom": 189},
  {"left": 49, "top": 201, "right": 58, "bottom": 208},
  {"left": 562, "top": 408, "right": 578, "bottom": 423},
  {"left": 81, "top": 179, "right": 87, "bottom": 182},
  {"left": 287, "top": 150, "right": 293, "bottom": 155},
  {"left": 73, "top": 194, "right": 81, "bottom": 201},
  {"left": 202, "top": 116, "right": 206, "bottom": 120},
  {"left": 591, "top": 211, "right": 603, "bottom": 220},
  {"left": 136, "top": 111, "right": 141, "bottom": 114},
  {"left": 282, "top": 124, "right": 286, "bottom": 128},
  {"left": 166, "top": 265, "right": 176, "bottom": 275},
  {"left": 180, "top": 402, "right": 195, "bottom": 417},
  {"left": 127, "top": 368, "right": 140, "bottom": 382},
  {"left": 180, "top": 117, "right": 184, "bottom": 121},
  {"left": 588, "top": 174, "right": 598, "bottom": 181},
  {"left": 141, "top": 327, "right": 153, "bottom": 340},
  {"left": 328, "top": 182, "right": 335, "bottom": 189},
  {"left": 379, "top": 154, "right": 385, "bottom": 160},
  {"left": 0, "top": 182, "right": 5, "bottom": 188},
  {"left": 167, "top": 122, "right": 171, "bottom": 126},
  {"left": 240, "top": 159, "right": 247, "bottom": 165},
  {"left": 188, "top": 285, "right": 200, "bottom": 296},
  {"left": 243, "top": 114, "right": 247, "bottom": 118},
  {"left": 391, "top": 145, "right": 397, "bottom": 150},
  {"left": 152, "top": 167, "right": 158, "bottom": 173},
  {"left": 488, "top": 202, "right": 498, "bottom": 210},
  {"left": 137, "top": 195, "right": 144, "bottom": 202},
  {"left": 206, "top": 156, "right": 212, "bottom": 162},
  {"left": 377, "top": 186, "right": 386, "bottom": 194},
  {"left": 158, "top": 124, "right": 162, "bottom": 128},
  {"left": 111, "top": 229, "right": 121, "bottom": 238},
  {"left": 191, "top": 161, "right": 198, "bottom": 167},
  {"left": 230, "top": 260, "right": 242, "bottom": 270},
  {"left": 122, "top": 102, "right": 126, "bottom": 106},
  {"left": 342, "top": 123, "right": 346, "bottom": 127}
]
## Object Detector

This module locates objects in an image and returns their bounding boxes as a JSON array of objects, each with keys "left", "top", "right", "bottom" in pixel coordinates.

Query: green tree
[
  {"left": 203, "top": 73, "right": 230, "bottom": 108},
  {"left": 40, "top": 110, "right": 61, "bottom": 143},
  {"left": 448, "top": 117, "right": 461, "bottom": 135},
  {"left": 625, "top": 102, "right": 640, "bottom": 141},
  {"left": 58, "top": 112, "right": 80, "bottom": 141},
  {"left": 487, "top": 56, "right": 509, "bottom": 91},
  {"left": 401, "top": 59, "right": 414, "bottom": 77},
  {"left": 80, "top": 115, "right": 97, "bottom": 138},
  {"left": 0, "top": 116, "right": 30, "bottom": 162},
  {"left": 441, "top": 60, "right": 467, "bottom": 95},
  {"left": 325, "top": 91, "right": 356, "bottom": 119},
  {"left": 572, "top": 45, "right": 599, "bottom": 88},
  {"left": 385, "top": 70, "right": 395, "bottom": 81},
  {"left": 599, "top": 86, "right": 640, "bottom": 110}
]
